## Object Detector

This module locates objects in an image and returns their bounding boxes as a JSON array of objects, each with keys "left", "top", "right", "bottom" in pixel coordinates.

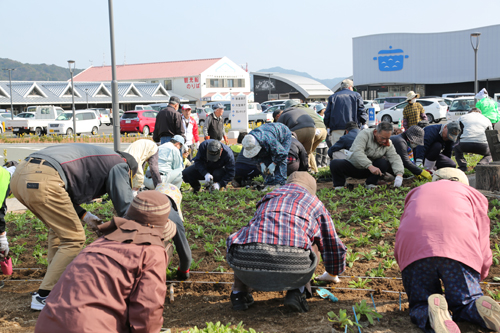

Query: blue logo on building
[{"left": 373, "top": 46, "right": 409, "bottom": 72}]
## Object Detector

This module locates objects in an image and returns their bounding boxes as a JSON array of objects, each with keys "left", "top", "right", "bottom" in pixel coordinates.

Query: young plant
[
  {"left": 190, "top": 258, "right": 204, "bottom": 270},
  {"left": 383, "top": 258, "right": 397, "bottom": 269},
  {"left": 214, "top": 249, "right": 225, "bottom": 262},
  {"left": 10, "top": 242, "right": 27, "bottom": 255},
  {"left": 346, "top": 251, "right": 359, "bottom": 268},
  {"left": 217, "top": 238, "right": 226, "bottom": 248},
  {"left": 204, "top": 242, "right": 216, "bottom": 254},
  {"left": 366, "top": 263, "right": 386, "bottom": 277},
  {"left": 360, "top": 250, "right": 376, "bottom": 261},
  {"left": 327, "top": 309, "right": 362, "bottom": 332},
  {"left": 353, "top": 235, "right": 371, "bottom": 247},
  {"left": 349, "top": 278, "right": 370, "bottom": 289},
  {"left": 204, "top": 231, "right": 216, "bottom": 242},
  {"left": 493, "top": 243, "right": 500, "bottom": 265},
  {"left": 190, "top": 243, "right": 199, "bottom": 250},
  {"left": 214, "top": 265, "right": 227, "bottom": 273},
  {"left": 367, "top": 226, "right": 384, "bottom": 239},
  {"left": 354, "top": 299, "right": 383, "bottom": 325},
  {"left": 194, "top": 225, "right": 205, "bottom": 239},
  {"left": 488, "top": 289, "right": 500, "bottom": 301}
]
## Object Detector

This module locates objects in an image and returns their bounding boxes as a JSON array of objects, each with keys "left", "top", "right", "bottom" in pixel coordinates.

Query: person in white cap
[
  {"left": 395, "top": 168, "right": 499, "bottom": 333},
  {"left": 181, "top": 105, "right": 200, "bottom": 160},
  {"left": 241, "top": 123, "right": 292, "bottom": 190},
  {"left": 475, "top": 88, "right": 500, "bottom": 125},
  {"left": 147, "top": 135, "right": 186, "bottom": 190}
]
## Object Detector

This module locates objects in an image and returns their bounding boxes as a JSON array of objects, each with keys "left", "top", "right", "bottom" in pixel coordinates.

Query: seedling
[
  {"left": 353, "top": 235, "right": 370, "bottom": 247},
  {"left": 366, "top": 263, "right": 386, "bottom": 277},
  {"left": 360, "top": 250, "right": 376, "bottom": 261},
  {"left": 10, "top": 242, "right": 27, "bottom": 255},
  {"left": 493, "top": 244, "right": 500, "bottom": 265},
  {"left": 190, "top": 243, "right": 199, "bottom": 250},
  {"left": 349, "top": 278, "right": 370, "bottom": 289},
  {"left": 383, "top": 258, "right": 397, "bottom": 269},
  {"left": 214, "top": 249, "right": 225, "bottom": 262},
  {"left": 214, "top": 265, "right": 227, "bottom": 273},
  {"left": 367, "top": 226, "right": 384, "bottom": 239},
  {"left": 346, "top": 251, "right": 359, "bottom": 268},
  {"left": 204, "top": 242, "right": 216, "bottom": 254},
  {"left": 217, "top": 238, "right": 226, "bottom": 248},
  {"left": 354, "top": 300, "right": 383, "bottom": 325},
  {"left": 327, "top": 309, "right": 362, "bottom": 332},
  {"left": 190, "top": 258, "right": 204, "bottom": 270},
  {"left": 204, "top": 231, "right": 216, "bottom": 242},
  {"left": 488, "top": 289, "right": 500, "bottom": 301},
  {"left": 194, "top": 226, "right": 205, "bottom": 239}
]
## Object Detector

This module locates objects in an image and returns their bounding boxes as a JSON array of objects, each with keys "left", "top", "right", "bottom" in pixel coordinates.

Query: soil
[{"left": 1, "top": 181, "right": 500, "bottom": 333}]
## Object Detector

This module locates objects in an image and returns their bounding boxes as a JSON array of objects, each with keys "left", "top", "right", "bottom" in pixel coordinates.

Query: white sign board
[{"left": 230, "top": 95, "right": 248, "bottom": 130}]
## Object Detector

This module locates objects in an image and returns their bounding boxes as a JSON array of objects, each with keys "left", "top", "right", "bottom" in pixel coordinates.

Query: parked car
[
  {"left": 109, "top": 109, "right": 124, "bottom": 125},
  {"left": 374, "top": 98, "right": 387, "bottom": 110},
  {"left": 134, "top": 105, "right": 155, "bottom": 110},
  {"left": 446, "top": 97, "right": 475, "bottom": 122},
  {"left": 377, "top": 98, "right": 448, "bottom": 124},
  {"left": 48, "top": 110, "right": 100, "bottom": 136},
  {"left": 383, "top": 96, "right": 408, "bottom": 110},
  {"left": 5, "top": 106, "right": 64, "bottom": 135},
  {"left": 420, "top": 96, "right": 453, "bottom": 106},
  {"left": 149, "top": 103, "right": 168, "bottom": 112},
  {"left": 363, "top": 100, "right": 381, "bottom": 113},
  {"left": 0, "top": 113, "right": 13, "bottom": 120},
  {"left": 196, "top": 107, "right": 213, "bottom": 126},
  {"left": 442, "top": 93, "right": 475, "bottom": 99},
  {"left": 261, "top": 99, "right": 301, "bottom": 108},
  {"left": 97, "top": 109, "right": 111, "bottom": 126},
  {"left": 264, "top": 104, "right": 286, "bottom": 115},
  {"left": 120, "top": 110, "right": 158, "bottom": 135},
  {"left": 15, "top": 112, "right": 35, "bottom": 119}
]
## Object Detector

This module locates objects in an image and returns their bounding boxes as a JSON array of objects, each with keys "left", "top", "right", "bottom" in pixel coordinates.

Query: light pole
[
  {"left": 85, "top": 88, "right": 89, "bottom": 109},
  {"left": 2, "top": 68, "right": 15, "bottom": 119},
  {"left": 268, "top": 73, "right": 272, "bottom": 99},
  {"left": 68, "top": 60, "right": 76, "bottom": 141},
  {"left": 470, "top": 32, "right": 481, "bottom": 102},
  {"left": 108, "top": 0, "right": 120, "bottom": 151}
]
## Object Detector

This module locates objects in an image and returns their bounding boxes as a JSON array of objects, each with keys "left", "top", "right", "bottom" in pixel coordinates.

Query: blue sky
[{"left": 2, "top": 0, "right": 500, "bottom": 79}]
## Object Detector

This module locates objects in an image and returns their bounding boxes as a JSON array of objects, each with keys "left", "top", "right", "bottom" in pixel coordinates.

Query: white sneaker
[
  {"left": 315, "top": 271, "right": 341, "bottom": 283},
  {"left": 476, "top": 295, "right": 500, "bottom": 332},
  {"left": 31, "top": 292, "right": 47, "bottom": 311},
  {"left": 427, "top": 294, "right": 460, "bottom": 333}
]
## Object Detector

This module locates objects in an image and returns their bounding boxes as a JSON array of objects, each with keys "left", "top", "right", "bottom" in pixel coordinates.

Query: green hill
[{"left": 0, "top": 58, "right": 84, "bottom": 81}]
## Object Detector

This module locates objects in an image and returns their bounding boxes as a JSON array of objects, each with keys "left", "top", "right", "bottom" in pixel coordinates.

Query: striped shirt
[{"left": 227, "top": 184, "right": 347, "bottom": 275}]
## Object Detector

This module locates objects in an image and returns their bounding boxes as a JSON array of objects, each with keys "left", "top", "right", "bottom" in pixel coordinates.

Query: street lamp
[
  {"left": 268, "top": 73, "right": 273, "bottom": 99},
  {"left": 2, "top": 68, "right": 15, "bottom": 119},
  {"left": 68, "top": 60, "right": 76, "bottom": 142},
  {"left": 470, "top": 32, "right": 481, "bottom": 102},
  {"left": 85, "top": 88, "right": 89, "bottom": 109}
]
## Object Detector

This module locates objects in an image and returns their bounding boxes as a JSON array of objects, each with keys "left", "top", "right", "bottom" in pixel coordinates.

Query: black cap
[
  {"left": 116, "top": 151, "right": 138, "bottom": 177},
  {"left": 272, "top": 109, "right": 282, "bottom": 121},
  {"left": 206, "top": 140, "right": 222, "bottom": 162},
  {"left": 345, "top": 121, "right": 358, "bottom": 131},
  {"left": 169, "top": 96, "right": 180, "bottom": 104}
]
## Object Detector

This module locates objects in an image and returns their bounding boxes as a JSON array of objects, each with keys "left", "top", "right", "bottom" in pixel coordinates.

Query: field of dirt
[{"left": 1, "top": 180, "right": 500, "bottom": 332}]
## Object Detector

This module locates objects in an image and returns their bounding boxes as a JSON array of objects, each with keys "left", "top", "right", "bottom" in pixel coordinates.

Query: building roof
[
  {"left": 252, "top": 72, "right": 333, "bottom": 98},
  {"left": 0, "top": 81, "right": 171, "bottom": 106},
  {"left": 74, "top": 58, "right": 222, "bottom": 82}
]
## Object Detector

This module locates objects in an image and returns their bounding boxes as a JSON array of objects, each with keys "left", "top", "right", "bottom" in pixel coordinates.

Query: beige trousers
[
  {"left": 330, "top": 130, "right": 345, "bottom": 146},
  {"left": 293, "top": 127, "right": 316, "bottom": 171},
  {"left": 11, "top": 160, "right": 85, "bottom": 291},
  {"left": 309, "top": 128, "right": 327, "bottom": 172}
]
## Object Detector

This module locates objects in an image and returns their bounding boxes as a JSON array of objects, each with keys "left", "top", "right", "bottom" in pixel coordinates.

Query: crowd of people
[{"left": 0, "top": 86, "right": 499, "bottom": 332}]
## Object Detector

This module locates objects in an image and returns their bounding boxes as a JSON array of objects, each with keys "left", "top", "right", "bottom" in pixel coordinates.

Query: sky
[{"left": 2, "top": 0, "right": 500, "bottom": 79}]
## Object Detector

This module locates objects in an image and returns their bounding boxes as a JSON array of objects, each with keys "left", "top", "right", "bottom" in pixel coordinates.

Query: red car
[{"left": 120, "top": 110, "right": 158, "bottom": 135}]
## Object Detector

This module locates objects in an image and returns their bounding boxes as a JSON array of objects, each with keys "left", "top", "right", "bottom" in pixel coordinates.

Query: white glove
[
  {"left": 204, "top": 173, "right": 213, "bottom": 183},
  {"left": 315, "top": 271, "right": 340, "bottom": 283},
  {"left": 213, "top": 183, "right": 220, "bottom": 191},
  {"left": 82, "top": 212, "right": 102, "bottom": 232},
  {"left": 327, "top": 128, "right": 331, "bottom": 135},
  {"left": 267, "top": 162, "right": 276, "bottom": 174},
  {"left": 132, "top": 190, "right": 138, "bottom": 197},
  {"left": 394, "top": 175, "right": 403, "bottom": 188},
  {"left": 361, "top": 124, "right": 368, "bottom": 130},
  {"left": 195, "top": 142, "right": 200, "bottom": 149},
  {"left": 260, "top": 163, "right": 267, "bottom": 174},
  {"left": 0, "top": 233, "right": 9, "bottom": 259},
  {"left": 315, "top": 128, "right": 321, "bottom": 136},
  {"left": 416, "top": 159, "right": 423, "bottom": 168}
]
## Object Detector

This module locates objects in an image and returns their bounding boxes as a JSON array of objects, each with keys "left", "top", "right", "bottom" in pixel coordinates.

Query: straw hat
[{"left": 406, "top": 91, "right": 420, "bottom": 101}]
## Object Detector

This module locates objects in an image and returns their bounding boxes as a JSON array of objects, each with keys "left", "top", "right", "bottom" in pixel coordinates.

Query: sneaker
[
  {"left": 284, "top": 289, "right": 309, "bottom": 313},
  {"left": 476, "top": 295, "right": 500, "bottom": 332},
  {"left": 365, "top": 184, "right": 378, "bottom": 190},
  {"left": 427, "top": 294, "right": 460, "bottom": 333},
  {"left": 31, "top": 292, "right": 47, "bottom": 311},
  {"left": 230, "top": 292, "right": 254, "bottom": 311}
]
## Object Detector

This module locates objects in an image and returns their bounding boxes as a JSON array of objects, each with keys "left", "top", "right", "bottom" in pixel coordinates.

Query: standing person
[
  {"left": 328, "top": 121, "right": 360, "bottom": 160},
  {"left": 241, "top": 122, "right": 292, "bottom": 190},
  {"left": 34, "top": 191, "right": 177, "bottom": 333},
  {"left": 402, "top": 91, "right": 427, "bottom": 129},
  {"left": 395, "top": 168, "right": 500, "bottom": 333},
  {"left": 181, "top": 105, "right": 200, "bottom": 160},
  {"left": 324, "top": 79, "right": 367, "bottom": 145},
  {"left": 182, "top": 140, "right": 235, "bottom": 192},
  {"left": 124, "top": 139, "right": 161, "bottom": 193},
  {"left": 414, "top": 122, "right": 461, "bottom": 171},
  {"left": 315, "top": 104, "right": 330, "bottom": 167},
  {"left": 454, "top": 108, "right": 493, "bottom": 172},
  {"left": 152, "top": 96, "right": 185, "bottom": 145},
  {"left": 277, "top": 100, "right": 316, "bottom": 168},
  {"left": 390, "top": 126, "right": 431, "bottom": 180},
  {"left": 330, "top": 122, "right": 404, "bottom": 189},
  {"left": 287, "top": 132, "right": 309, "bottom": 176},
  {"left": 204, "top": 103, "right": 228, "bottom": 144},
  {"left": 226, "top": 172, "right": 346, "bottom": 313},
  {"left": 10, "top": 144, "right": 137, "bottom": 310},
  {"left": 475, "top": 88, "right": 500, "bottom": 125}
]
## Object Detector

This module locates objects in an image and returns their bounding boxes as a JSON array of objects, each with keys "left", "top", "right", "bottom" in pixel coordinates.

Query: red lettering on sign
[
  {"left": 184, "top": 78, "right": 188, "bottom": 83},
  {"left": 189, "top": 77, "right": 194, "bottom": 83},
  {"left": 195, "top": 77, "right": 199, "bottom": 83},
  {"left": 196, "top": 83, "right": 200, "bottom": 88}
]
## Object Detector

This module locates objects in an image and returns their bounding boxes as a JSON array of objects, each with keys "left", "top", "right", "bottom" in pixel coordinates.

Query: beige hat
[
  {"left": 286, "top": 171, "right": 317, "bottom": 195},
  {"left": 432, "top": 168, "right": 469, "bottom": 185},
  {"left": 406, "top": 91, "right": 420, "bottom": 101}
]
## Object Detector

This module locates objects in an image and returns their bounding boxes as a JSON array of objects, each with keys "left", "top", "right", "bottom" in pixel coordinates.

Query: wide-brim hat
[
  {"left": 155, "top": 182, "right": 183, "bottom": 221},
  {"left": 405, "top": 125, "right": 425, "bottom": 146},
  {"left": 242, "top": 134, "right": 261, "bottom": 158},
  {"left": 406, "top": 91, "right": 420, "bottom": 101},
  {"left": 432, "top": 168, "right": 469, "bottom": 185}
]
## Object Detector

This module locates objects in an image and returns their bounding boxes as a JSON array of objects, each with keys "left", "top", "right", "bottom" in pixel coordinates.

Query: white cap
[{"left": 242, "top": 135, "right": 261, "bottom": 158}]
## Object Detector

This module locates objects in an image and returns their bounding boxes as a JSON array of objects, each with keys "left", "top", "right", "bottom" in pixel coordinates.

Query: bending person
[
  {"left": 145, "top": 135, "right": 185, "bottom": 190},
  {"left": 125, "top": 139, "right": 161, "bottom": 192}
]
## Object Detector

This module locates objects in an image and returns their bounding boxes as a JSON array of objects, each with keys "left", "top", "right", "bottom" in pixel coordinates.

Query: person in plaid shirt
[
  {"left": 226, "top": 172, "right": 346, "bottom": 313},
  {"left": 403, "top": 91, "right": 427, "bottom": 129}
]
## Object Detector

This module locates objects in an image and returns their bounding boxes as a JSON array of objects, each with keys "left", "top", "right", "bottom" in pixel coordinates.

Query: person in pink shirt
[{"left": 395, "top": 168, "right": 500, "bottom": 333}]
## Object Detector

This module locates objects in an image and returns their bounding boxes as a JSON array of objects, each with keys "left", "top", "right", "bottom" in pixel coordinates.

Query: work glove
[
  {"left": 260, "top": 163, "right": 267, "bottom": 174},
  {"left": 82, "top": 212, "right": 102, "bottom": 232},
  {"left": 204, "top": 173, "right": 213, "bottom": 183},
  {"left": 132, "top": 190, "right": 138, "bottom": 197},
  {"left": 419, "top": 170, "right": 433, "bottom": 181},
  {"left": 0, "top": 233, "right": 9, "bottom": 260},
  {"left": 3, "top": 161, "right": 18, "bottom": 168},
  {"left": 267, "top": 163, "right": 276, "bottom": 175},
  {"left": 315, "top": 271, "right": 341, "bottom": 283},
  {"left": 195, "top": 142, "right": 200, "bottom": 149},
  {"left": 213, "top": 183, "right": 220, "bottom": 191},
  {"left": 327, "top": 128, "right": 331, "bottom": 135},
  {"left": 361, "top": 124, "right": 368, "bottom": 130},
  {"left": 176, "top": 268, "right": 190, "bottom": 281},
  {"left": 416, "top": 159, "right": 424, "bottom": 168},
  {"left": 394, "top": 175, "right": 403, "bottom": 188},
  {"left": 315, "top": 128, "right": 321, "bottom": 136}
]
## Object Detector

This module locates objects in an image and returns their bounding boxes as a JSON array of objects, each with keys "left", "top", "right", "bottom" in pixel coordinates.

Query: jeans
[
  {"left": 160, "top": 136, "right": 172, "bottom": 145},
  {"left": 425, "top": 142, "right": 456, "bottom": 169},
  {"left": 330, "top": 158, "right": 390, "bottom": 187},
  {"left": 260, "top": 156, "right": 287, "bottom": 186},
  {"left": 182, "top": 165, "right": 228, "bottom": 191},
  {"left": 315, "top": 147, "right": 329, "bottom": 168},
  {"left": 234, "top": 163, "right": 261, "bottom": 183},
  {"left": 453, "top": 142, "right": 491, "bottom": 172}
]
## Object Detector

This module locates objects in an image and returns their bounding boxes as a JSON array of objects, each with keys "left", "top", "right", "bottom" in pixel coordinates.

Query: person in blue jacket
[
  {"left": 182, "top": 140, "right": 235, "bottom": 192},
  {"left": 328, "top": 121, "right": 360, "bottom": 160},
  {"left": 324, "top": 79, "right": 367, "bottom": 146},
  {"left": 414, "top": 122, "right": 461, "bottom": 171},
  {"left": 241, "top": 123, "right": 292, "bottom": 190}
]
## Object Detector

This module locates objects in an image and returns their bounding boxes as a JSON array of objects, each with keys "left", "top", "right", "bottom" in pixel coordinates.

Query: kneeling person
[{"left": 226, "top": 172, "right": 346, "bottom": 313}]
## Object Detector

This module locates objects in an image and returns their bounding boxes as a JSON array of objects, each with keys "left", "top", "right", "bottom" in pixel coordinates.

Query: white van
[{"left": 48, "top": 110, "right": 100, "bottom": 136}]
